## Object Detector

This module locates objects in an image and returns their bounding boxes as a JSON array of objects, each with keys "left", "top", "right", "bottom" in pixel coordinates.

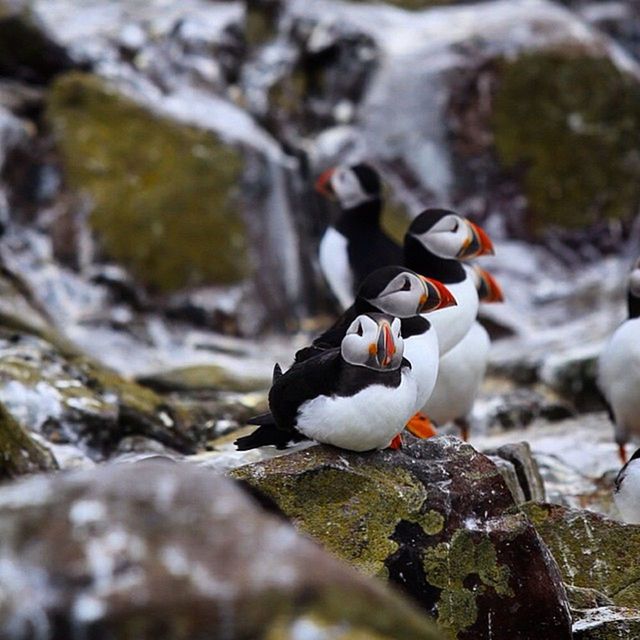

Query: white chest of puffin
[
  {"left": 294, "top": 266, "right": 456, "bottom": 416},
  {"left": 422, "top": 266, "right": 504, "bottom": 440},
  {"left": 598, "top": 260, "right": 640, "bottom": 463},
  {"left": 235, "top": 314, "right": 417, "bottom": 452},
  {"left": 403, "top": 209, "right": 495, "bottom": 356},
  {"left": 614, "top": 448, "right": 640, "bottom": 523},
  {"left": 316, "top": 163, "right": 403, "bottom": 310}
]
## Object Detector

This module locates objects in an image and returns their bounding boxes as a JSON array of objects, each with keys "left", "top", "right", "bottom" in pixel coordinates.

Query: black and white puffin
[
  {"left": 404, "top": 208, "right": 495, "bottom": 356},
  {"left": 598, "top": 259, "right": 640, "bottom": 463},
  {"left": 294, "top": 266, "right": 456, "bottom": 440},
  {"left": 614, "top": 447, "right": 640, "bottom": 523},
  {"left": 234, "top": 313, "right": 417, "bottom": 452},
  {"left": 315, "top": 163, "right": 402, "bottom": 309},
  {"left": 422, "top": 266, "right": 504, "bottom": 441}
]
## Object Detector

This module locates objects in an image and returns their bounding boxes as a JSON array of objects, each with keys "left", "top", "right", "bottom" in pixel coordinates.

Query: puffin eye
[
  {"left": 356, "top": 323, "right": 363, "bottom": 336},
  {"left": 452, "top": 221, "right": 459, "bottom": 233},
  {"left": 401, "top": 278, "right": 411, "bottom": 291}
]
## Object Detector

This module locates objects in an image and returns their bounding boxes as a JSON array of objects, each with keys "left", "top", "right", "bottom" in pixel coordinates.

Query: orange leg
[
  {"left": 455, "top": 418, "right": 470, "bottom": 442},
  {"left": 405, "top": 413, "right": 438, "bottom": 439},
  {"left": 388, "top": 434, "right": 403, "bottom": 450},
  {"left": 619, "top": 442, "right": 628, "bottom": 465}
]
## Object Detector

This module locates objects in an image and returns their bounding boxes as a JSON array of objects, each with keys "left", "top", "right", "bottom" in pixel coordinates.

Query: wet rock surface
[
  {"left": 234, "top": 436, "right": 573, "bottom": 639},
  {"left": 0, "top": 461, "right": 441, "bottom": 640}
]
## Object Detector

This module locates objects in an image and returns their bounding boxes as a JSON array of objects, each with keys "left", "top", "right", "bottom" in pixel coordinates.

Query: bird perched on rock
[
  {"left": 293, "top": 266, "right": 456, "bottom": 439},
  {"left": 614, "top": 447, "right": 640, "bottom": 523},
  {"left": 235, "top": 313, "right": 418, "bottom": 452},
  {"left": 315, "top": 163, "right": 402, "bottom": 309},
  {"left": 422, "top": 265, "right": 504, "bottom": 441},
  {"left": 598, "top": 259, "right": 640, "bottom": 463},
  {"left": 404, "top": 208, "right": 495, "bottom": 356}
]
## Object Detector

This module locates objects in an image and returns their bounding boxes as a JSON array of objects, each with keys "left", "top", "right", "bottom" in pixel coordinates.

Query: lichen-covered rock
[
  {"left": 485, "top": 442, "right": 546, "bottom": 503},
  {"left": 47, "top": 72, "right": 247, "bottom": 294},
  {"left": 572, "top": 606, "right": 640, "bottom": 639},
  {"left": 233, "top": 436, "right": 572, "bottom": 639},
  {"left": 492, "top": 53, "right": 640, "bottom": 232},
  {"left": 522, "top": 503, "right": 640, "bottom": 609},
  {"left": 0, "top": 328, "right": 197, "bottom": 462},
  {"left": 0, "top": 461, "right": 441, "bottom": 640},
  {"left": 0, "top": 401, "right": 56, "bottom": 478}
]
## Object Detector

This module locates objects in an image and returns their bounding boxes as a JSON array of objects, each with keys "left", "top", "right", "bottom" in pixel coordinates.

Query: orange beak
[
  {"left": 458, "top": 221, "right": 495, "bottom": 259},
  {"left": 419, "top": 275, "right": 457, "bottom": 312},
  {"left": 315, "top": 167, "right": 336, "bottom": 198},
  {"left": 475, "top": 267, "right": 504, "bottom": 303},
  {"left": 377, "top": 321, "right": 396, "bottom": 367}
]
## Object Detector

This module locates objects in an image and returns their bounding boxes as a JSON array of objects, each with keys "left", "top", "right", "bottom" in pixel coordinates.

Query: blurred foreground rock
[
  {"left": 522, "top": 503, "right": 640, "bottom": 638},
  {"left": 234, "top": 436, "right": 573, "bottom": 639},
  {"left": 0, "top": 461, "right": 440, "bottom": 640}
]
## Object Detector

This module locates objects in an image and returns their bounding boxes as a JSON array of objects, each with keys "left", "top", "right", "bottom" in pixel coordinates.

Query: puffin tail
[{"left": 234, "top": 417, "right": 305, "bottom": 451}]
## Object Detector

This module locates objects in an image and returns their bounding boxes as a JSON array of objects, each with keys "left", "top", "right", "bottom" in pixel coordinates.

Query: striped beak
[
  {"left": 457, "top": 220, "right": 495, "bottom": 259},
  {"left": 418, "top": 276, "right": 457, "bottom": 313},
  {"left": 315, "top": 167, "right": 336, "bottom": 198},
  {"left": 376, "top": 320, "right": 396, "bottom": 368},
  {"left": 475, "top": 267, "right": 504, "bottom": 303}
]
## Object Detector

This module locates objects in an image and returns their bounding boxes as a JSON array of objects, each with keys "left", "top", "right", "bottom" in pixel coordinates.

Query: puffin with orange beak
[
  {"left": 235, "top": 313, "right": 417, "bottom": 452},
  {"left": 315, "top": 163, "right": 403, "bottom": 309},
  {"left": 404, "top": 208, "right": 495, "bottom": 356},
  {"left": 422, "top": 265, "right": 504, "bottom": 442}
]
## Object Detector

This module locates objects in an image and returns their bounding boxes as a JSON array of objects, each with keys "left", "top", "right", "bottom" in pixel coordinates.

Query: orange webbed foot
[
  {"left": 405, "top": 413, "right": 438, "bottom": 439},
  {"left": 388, "top": 434, "right": 403, "bottom": 450}
]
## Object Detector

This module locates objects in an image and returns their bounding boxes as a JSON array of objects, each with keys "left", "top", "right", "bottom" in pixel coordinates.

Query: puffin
[
  {"left": 234, "top": 313, "right": 418, "bottom": 452},
  {"left": 404, "top": 208, "right": 495, "bottom": 356},
  {"left": 614, "top": 447, "right": 640, "bottom": 523},
  {"left": 293, "top": 265, "right": 456, "bottom": 440},
  {"left": 315, "top": 163, "right": 402, "bottom": 309},
  {"left": 422, "top": 265, "right": 504, "bottom": 441},
  {"left": 597, "top": 259, "right": 640, "bottom": 463}
]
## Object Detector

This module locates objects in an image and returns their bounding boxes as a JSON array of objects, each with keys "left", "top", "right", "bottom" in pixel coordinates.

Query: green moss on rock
[
  {"left": 47, "top": 72, "right": 247, "bottom": 293},
  {"left": 0, "top": 401, "right": 56, "bottom": 479},
  {"left": 493, "top": 53, "right": 640, "bottom": 230}
]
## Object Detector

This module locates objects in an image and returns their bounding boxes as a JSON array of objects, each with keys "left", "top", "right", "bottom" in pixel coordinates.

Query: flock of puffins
[{"left": 234, "top": 162, "right": 640, "bottom": 524}]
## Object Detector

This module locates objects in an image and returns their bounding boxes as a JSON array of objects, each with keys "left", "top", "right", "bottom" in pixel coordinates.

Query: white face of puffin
[
  {"left": 629, "top": 260, "right": 640, "bottom": 297},
  {"left": 341, "top": 315, "right": 404, "bottom": 371},
  {"left": 368, "top": 271, "right": 457, "bottom": 317},
  {"left": 330, "top": 167, "right": 375, "bottom": 210},
  {"left": 415, "top": 214, "right": 495, "bottom": 260}
]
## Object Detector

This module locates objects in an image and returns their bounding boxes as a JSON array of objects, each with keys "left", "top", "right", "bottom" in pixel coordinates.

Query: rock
[
  {"left": 0, "top": 460, "right": 441, "bottom": 640},
  {"left": 521, "top": 503, "right": 640, "bottom": 609},
  {"left": 233, "top": 436, "right": 573, "bottom": 639},
  {"left": 46, "top": 72, "right": 247, "bottom": 294},
  {"left": 572, "top": 606, "right": 640, "bottom": 639},
  {"left": 0, "top": 1, "right": 73, "bottom": 84},
  {"left": 0, "top": 400, "right": 56, "bottom": 478},
  {"left": 484, "top": 442, "right": 546, "bottom": 502},
  {"left": 0, "top": 328, "right": 197, "bottom": 462}
]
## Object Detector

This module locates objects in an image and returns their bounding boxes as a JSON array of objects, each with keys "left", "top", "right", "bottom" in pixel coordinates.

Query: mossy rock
[
  {"left": 522, "top": 502, "right": 640, "bottom": 609},
  {"left": 0, "top": 401, "right": 56, "bottom": 479},
  {"left": 493, "top": 53, "right": 640, "bottom": 231},
  {"left": 233, "top": 436, "right": 572, "bottom": 639},
  {"left": 47, "top": 72, "right": 247, "bottom": 294}
]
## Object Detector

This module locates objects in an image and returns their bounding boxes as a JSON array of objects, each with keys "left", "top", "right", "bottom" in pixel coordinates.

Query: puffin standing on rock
[
  {"left": 235, "top": 313, "right": 417, "bottom": 452},
  {"left": 598, "top": 259, "right": 640, "bottom": 463},
  {"left": 294, "top": 266, "right": 457, "bottom": 440},
  {"left": 422, "top": 265, "right": 504, "bottom": 441},
  {"left": 315, "top": 163, "right": 402, "bottom": 309},
  {"left": 614, "top": 448, "right": 640, "bottom": 523},
  {"left": 404, "top": 209, "right": 495, "bottom": 356}
]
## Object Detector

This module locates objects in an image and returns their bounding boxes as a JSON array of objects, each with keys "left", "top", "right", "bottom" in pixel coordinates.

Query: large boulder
[
  {"left": 233, "top": 436, "right": 573, "bottom": 639},
  {"left": 46, "top": 72, "right": 247, "bottom": 294},
  {"left": 0, "top": 460, "right": 441, "bottom": 640}
]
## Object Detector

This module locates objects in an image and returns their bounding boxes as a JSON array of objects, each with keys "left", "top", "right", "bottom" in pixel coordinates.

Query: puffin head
[
  {"left": 315, "top": 163, "right": 381, "bottom": 210},
  {"left": 341, "top": 313, "right": 404, "bottom": 371},
  {"left": 357, "top": 266, "right": 457, "bottom": 316},
  {"left": 406, "top": 209, "right": 495, "bottom": 260},
  {"left": 470, "top": 265, "right": 504, "bottom": 303}
]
